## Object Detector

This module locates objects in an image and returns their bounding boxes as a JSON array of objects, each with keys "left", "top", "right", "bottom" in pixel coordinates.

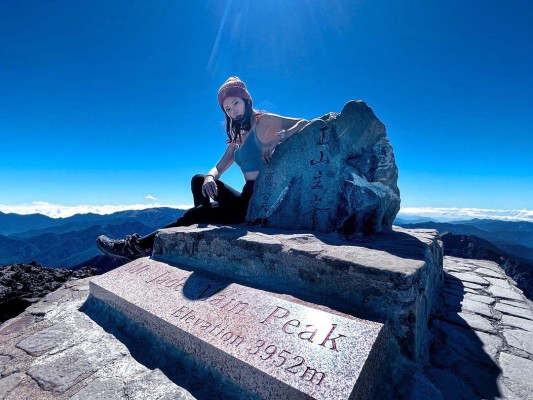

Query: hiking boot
[{"left": 96, "top": 233, "right": 150, "bottom": 261}]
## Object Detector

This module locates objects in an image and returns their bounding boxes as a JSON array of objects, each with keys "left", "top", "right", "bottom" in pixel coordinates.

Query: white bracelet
[{"left": 277, "top": 129, "right": 287, "bottom": 141}]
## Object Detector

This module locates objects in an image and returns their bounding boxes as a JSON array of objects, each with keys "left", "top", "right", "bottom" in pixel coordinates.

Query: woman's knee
[
  {"left": 191, "top": 174, "right": 205, "bottom": 186},
  {"left": 191, "top": 174, "right": 206, "bottom": 191},
  {"left": 191, "top": 174, "right": 213, "bottom": 207}
]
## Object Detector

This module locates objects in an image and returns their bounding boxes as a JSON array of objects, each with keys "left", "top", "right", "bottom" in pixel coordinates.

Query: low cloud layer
[
  {"left": 0, "top": 202, "right": 191, "bottom": 218},
  {"left": 1, "top": 202, "right": 532, "bottom": 222},
  {"left": 398, "top": 207, "right": 533, "bottom": 222}
]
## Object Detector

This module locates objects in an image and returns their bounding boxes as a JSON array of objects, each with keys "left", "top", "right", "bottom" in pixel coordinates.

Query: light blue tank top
[{"left": 234, "top": 130, "right": 263, "bottom": 173}]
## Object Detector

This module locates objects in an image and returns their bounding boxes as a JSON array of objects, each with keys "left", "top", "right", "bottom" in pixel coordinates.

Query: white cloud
[
  {"left": 1, "top": 202, "right": 532, "bottom": 223},
  {"left": 0, "top": 202, "right": 192, "bottom": 219},
  {"left": 398, "top": 207, "right": 533, "bottom": 222},
  {"left": 145, "top": 195, "right": 158, "bottom": 202}
]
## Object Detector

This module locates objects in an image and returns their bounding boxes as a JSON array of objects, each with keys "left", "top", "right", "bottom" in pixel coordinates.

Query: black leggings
[{"left": 138, "top": 174, "right": 254, "bottom": 249}]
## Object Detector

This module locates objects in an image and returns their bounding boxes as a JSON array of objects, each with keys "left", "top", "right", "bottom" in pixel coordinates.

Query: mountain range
[{"left": 0, "top": 208, "right": 185, "bottom": 268}]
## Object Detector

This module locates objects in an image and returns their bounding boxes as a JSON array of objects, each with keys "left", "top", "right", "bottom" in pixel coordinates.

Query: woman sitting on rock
[{"left": 96, "top": 76, "right": 308, "bottom": 260}]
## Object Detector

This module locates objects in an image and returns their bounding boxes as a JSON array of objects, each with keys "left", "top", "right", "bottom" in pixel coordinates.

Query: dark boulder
[{"left": 0, "top": 262, "right": 95, "bottom": 322}]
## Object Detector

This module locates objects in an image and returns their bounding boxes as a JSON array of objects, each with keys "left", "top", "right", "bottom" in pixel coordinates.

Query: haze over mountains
[{"left": 394, "top": 218, "right": 533, "bottom": 258}]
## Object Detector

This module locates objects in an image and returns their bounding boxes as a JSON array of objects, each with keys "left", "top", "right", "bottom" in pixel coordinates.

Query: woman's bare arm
[
  {"left": 202, "top": 145, "right": 236, "bottom": 199},
  {"left": 256, "top": 114, "right": 309, "bottom": 163}
]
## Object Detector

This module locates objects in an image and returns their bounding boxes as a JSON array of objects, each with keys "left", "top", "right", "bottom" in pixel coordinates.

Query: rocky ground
[
  {"left": 440, "top": 232, "right": 533, "bottom": 300},
  {"left": 0, "top": 277, "right": 193, "bottom": 400},
  {"left": 0, "top": 263, "right": 95, "bottom": 323},
  {"left": 424, "top": 256, "right": 533, "bottom": 399},
  {"left": 0, "top": 256, "right": 532, "bottom": 399}
]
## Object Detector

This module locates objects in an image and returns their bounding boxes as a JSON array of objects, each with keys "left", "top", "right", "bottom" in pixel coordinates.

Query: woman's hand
[
  {"left": 262, "top": 135, "right": 282, "bottom": 163},
  {"left": 202, "top": 175, "right": 218, "bottom": 200}
]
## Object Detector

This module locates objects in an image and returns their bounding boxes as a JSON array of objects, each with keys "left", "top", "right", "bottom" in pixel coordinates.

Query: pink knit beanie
[{"left": 217, "top": 76, "right": 252, "bottom": 109}]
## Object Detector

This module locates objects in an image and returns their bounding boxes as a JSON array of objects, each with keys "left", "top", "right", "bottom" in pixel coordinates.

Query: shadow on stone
[
  {"left": 319, "top": 228, "right": 435, "bottom": 261},
  {"left": 81, "top": 295, "right": 258, "bottom": 400},
  {"left": 181, "top": 271, "right": 230, "bottom": 301},
  {"left": 426, "top": 272, "right": 502, "bottom": 399},
  {"left": 189, "top": 223, "right": 433, "bottom": 263}
]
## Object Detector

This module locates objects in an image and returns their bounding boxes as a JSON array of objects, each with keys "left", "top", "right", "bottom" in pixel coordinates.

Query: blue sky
[{"left": 1, "top": 0, "right": 532, "bottom": 219}]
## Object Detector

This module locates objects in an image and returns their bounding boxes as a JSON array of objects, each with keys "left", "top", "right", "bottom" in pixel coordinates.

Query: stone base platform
[{"left": 153, "top": 225, "right": 443, "bottom": 359}]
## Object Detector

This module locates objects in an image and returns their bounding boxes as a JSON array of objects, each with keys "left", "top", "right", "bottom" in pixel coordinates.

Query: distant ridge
[
  {"left": 450, "top": 218, "right": 533, "bottom": 232},
  {"left": 0, "top": 211, "right": 59, "bottom": 236},
  {"left": 396, "top": 219, "right": 533, "bottom": 253},
  {"left": 0, "top": 207, "right": 185, "bottom": 268},
  {"left": 394, "top": 216, "right": 439, "bottom": 224},
  {"left": 0, "top": 207, "right": 186, "bottom": 236}
]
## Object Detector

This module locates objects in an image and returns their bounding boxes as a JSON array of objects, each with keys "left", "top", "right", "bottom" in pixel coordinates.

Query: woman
[{"left": 97, "top": 76, "right": 308, "bottom": 260}]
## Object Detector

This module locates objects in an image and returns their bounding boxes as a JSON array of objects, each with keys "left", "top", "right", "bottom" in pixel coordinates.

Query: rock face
[
  {"left": 0, "top": 263, "right": 95, "bottom": 323},
  {"left": 247, "top": 100, "right": 400, "bottom": 234}
]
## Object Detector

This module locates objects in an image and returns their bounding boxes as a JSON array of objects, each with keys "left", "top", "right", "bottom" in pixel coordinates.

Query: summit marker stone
[{"left": 247, "top": 100, "right": 400, "bottom": 234}]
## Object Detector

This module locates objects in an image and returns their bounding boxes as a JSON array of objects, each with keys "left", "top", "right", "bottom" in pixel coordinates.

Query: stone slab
[
  {"left": 464, "top": 259, "right": 502, "bottom": 272},
  {"left": 500, "top": 299, "right": 532, "bottom": 310},
  {"left": 474, "top": 268, "right": 505, "bottom": 278},
  {"left": 499, "top": 352, "right": 533, "bottom": 394},
  {"left": 16, "top": 322, "right": 74, "bottom": 356},
  {"left": 445, "top": 265, "right": 473, "bottom": 272},
  {"left": 0, "top": 373, "right": 24, "bottom": 398},
  {"left": 501, "top": 315, "right": 533, "bottom": 331},
  {"left": 26, "top": 338, "right": 121, "bottom": 394},
  {"left": 485, "top": 277, "right": 512, "bottom": 289},
  {"left": 488, "top": 286, "right": 524, "bottom": 301},
  {"left": 25, "top": 301, "right": 58, "bottom": 316},
  {"left": 464, "top": 293, "right": 496, "bottom": 305},
  {"left": 475, "top": 331, "right": 503, "bottom": 361},
  {"left": 503, "top": 329, "right": 533, "bottom": 356},
  {"left": 462, "top": 281, "right": 485, "bottom": 291},
  {"left": 447, "top": 272, "right": 489, "bottom": 286},
  {"left": 495, "top": 303, "right": 533, "bottom": 320},
  {"left": 69, "top": 377, "right": 126, "bottom": 400},
  {"left": 431, "top": 320, "right": 501, "bottom": 364},
  {"left": 443, "top": 312, "right": 496, "bottom": 334},
  {"left": 89, "top": 258, "right": 388, "bottom": 400},
  {"left": 153, "top": 224, "right": 443, "bottom": 360},
  {"left": 460, "top": 299, "right": 492, "bottom": 318}
]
